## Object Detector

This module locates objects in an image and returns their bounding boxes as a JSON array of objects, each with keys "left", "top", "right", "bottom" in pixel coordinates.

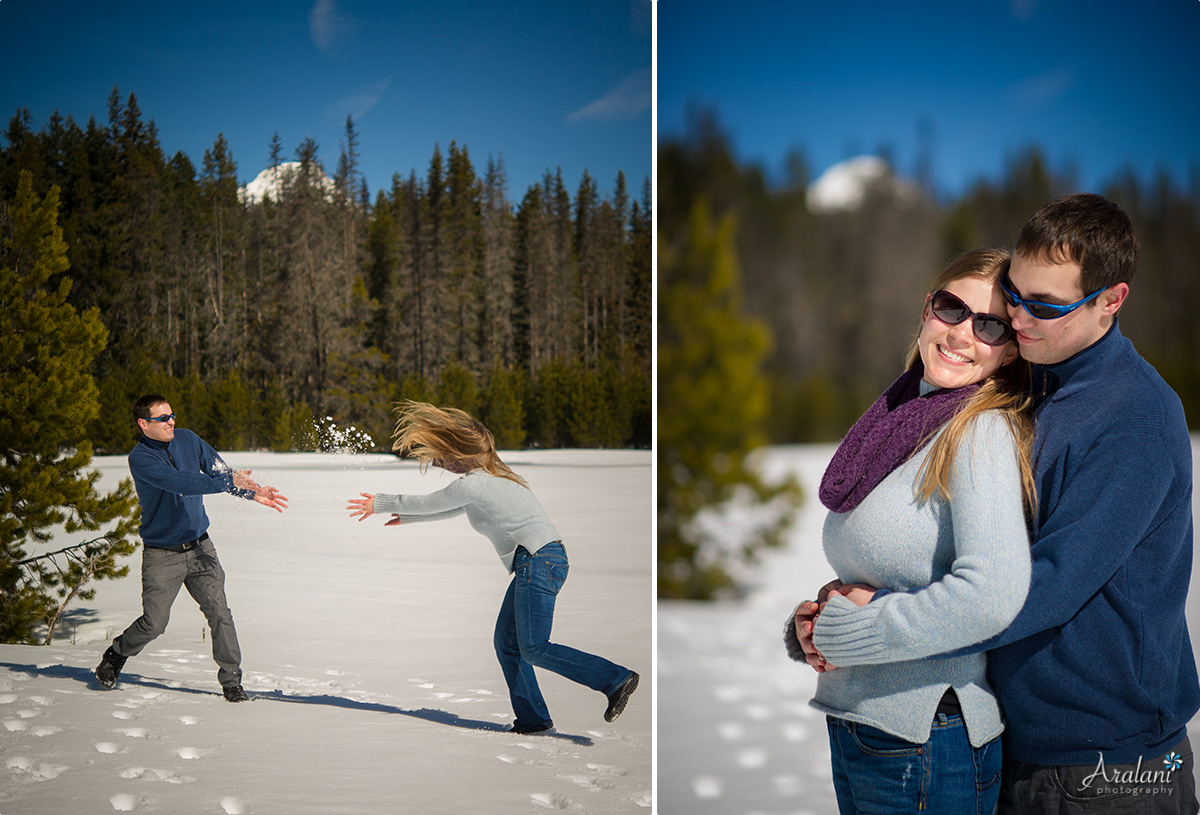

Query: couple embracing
[{"left": 786, "top": 193, "right": 1199, "bottom": 814}]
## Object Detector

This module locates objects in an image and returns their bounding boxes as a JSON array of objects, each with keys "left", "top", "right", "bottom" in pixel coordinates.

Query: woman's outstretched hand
[
  {"left": 347, "top": 493, "right": 402, "bottom": 526},
  {"left": 347, "top": 493, "right": 375, "bottom": 522}
]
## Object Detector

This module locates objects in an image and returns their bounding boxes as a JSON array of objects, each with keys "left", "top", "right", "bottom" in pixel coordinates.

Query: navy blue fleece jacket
[
  {"left": 128, "top": 428, "right": 254, "bottom": 548},
  {"left": 960, "top": 322, "right": 1198, "bottom": 765}
]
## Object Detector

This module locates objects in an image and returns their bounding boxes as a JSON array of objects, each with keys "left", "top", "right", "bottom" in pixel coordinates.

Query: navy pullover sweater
[
  {"left": 128, "top": 428, "right": 254, "bottom": 548},
  {"left": 980, "top": 322, "right": 1198, "bottom": 765}
]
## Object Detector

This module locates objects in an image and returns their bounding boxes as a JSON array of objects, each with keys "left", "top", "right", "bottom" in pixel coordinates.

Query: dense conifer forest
[{"left": 1, "top": 89, "right": 652, "bottom": 454}]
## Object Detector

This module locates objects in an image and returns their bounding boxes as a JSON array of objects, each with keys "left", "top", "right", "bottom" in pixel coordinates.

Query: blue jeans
[
  {"left": 827, "top": 713, "right": 1003, "bottom": 815},
  {"left": 493, "top": 542, "right": 631, "bottom": 729}
]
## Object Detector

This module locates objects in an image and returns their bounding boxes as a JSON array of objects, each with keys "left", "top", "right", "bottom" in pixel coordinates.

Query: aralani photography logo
[{"left": 1079, "top": 750, "right": 1186, "bottom": 797}]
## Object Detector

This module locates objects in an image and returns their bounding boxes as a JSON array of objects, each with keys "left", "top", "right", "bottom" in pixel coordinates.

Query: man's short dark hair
[
  {"left": 1015, "top": 193, "right": 1139, "bottom": 295},
  {"left": 132, "top": 394, "right": 169, "bottom": 422}
]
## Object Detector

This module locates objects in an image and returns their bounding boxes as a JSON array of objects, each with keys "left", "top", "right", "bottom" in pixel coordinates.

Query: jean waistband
[{"left": 149, "top": 532, "right": 209, "bottom": 553}]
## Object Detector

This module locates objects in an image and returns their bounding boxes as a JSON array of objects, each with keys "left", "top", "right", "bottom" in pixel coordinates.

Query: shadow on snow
[{"left": 0, "top": 660, "right": 595, "bottom": 746}]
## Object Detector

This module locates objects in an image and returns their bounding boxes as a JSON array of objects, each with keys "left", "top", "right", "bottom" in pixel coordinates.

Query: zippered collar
[
  {"left": 136, "top": 432, "right": 176, "bottom": 466},
  {"left": 137, "top": 433, "right": 171, "bottom": 451},
  {"left": 1031, "top": 319, "right": 1125, "bottom": 406}
]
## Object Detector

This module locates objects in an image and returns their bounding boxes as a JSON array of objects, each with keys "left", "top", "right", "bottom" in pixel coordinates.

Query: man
[
  {"left": 797, "top": 194, "right": 1199, "bottom": 812},
  {"left": 94, "top": 395, "right": 288, "bottom": 702}
]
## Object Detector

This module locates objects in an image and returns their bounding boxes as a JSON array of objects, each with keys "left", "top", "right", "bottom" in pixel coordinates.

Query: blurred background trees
[
  {"left": 658, "top": 108, "right": 1200, "bottom": 598},
  {"left": 660, "top": 109, "right": 1200, "bottom": 444},
  {"left": 658, "top": 200, "right": 802, "bottom": 598}
]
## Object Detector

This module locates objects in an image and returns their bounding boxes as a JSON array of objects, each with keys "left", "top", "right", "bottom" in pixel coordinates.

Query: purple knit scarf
[{"left": 819, "top": 364, "right": 978, "bottom": 513}]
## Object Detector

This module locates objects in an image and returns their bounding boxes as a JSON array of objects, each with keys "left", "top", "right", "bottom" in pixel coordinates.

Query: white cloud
[
  {"left": 309, "top": 0, "right": 353, "bottom": 54},
  {"left": 568, "top": 67, "right": 652, "bottom": 123},
  {"left": 326, "top": 77, "right": 393, "bottom": 123}
]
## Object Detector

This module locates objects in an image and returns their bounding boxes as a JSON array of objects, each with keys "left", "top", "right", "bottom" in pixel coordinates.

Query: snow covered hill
[
  {"left": 806, "top": 155, "right": 922, "bottom": 214},
  {"left": 1, "top": 450, "right": 651, "bottom": 814},
  {"left": 239, "top": 162, "right": 337, "bottom": 204}
]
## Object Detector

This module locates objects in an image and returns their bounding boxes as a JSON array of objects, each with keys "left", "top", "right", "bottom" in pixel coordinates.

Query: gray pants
[
  {"left": 999, "top": 737, "right": 1199, "bottom": 815},
  {"left": 113, "top": 537, "right": 242, "bottom": 688}
]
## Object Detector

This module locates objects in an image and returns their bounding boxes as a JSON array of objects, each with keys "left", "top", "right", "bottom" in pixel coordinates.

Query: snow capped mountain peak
[
  {"left": 239, "top": 161, "right": 336, "bottom": 204},
  {"left": 806, "top": 155, "right": 922, "bottom": 214}
]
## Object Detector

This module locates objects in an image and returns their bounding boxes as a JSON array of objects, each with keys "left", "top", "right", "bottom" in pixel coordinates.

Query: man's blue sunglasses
[
  {"left": 1000, "top": 274, "right": 1105, "bottom": 320},
  {"left": 140, "top": 413, "right": 175, "bottom": 424}
]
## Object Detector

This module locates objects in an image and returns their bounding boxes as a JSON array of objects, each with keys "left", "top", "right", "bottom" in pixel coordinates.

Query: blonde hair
[
  {"left": 903, "top": 249, "right": 1037, "bottom": 517},
  {"left": 391, "top": 401, "right": 528, "bottom": 487}
]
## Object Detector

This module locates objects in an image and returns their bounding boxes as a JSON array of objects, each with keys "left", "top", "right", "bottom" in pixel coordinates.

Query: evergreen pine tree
[
  {"left": 0, "top": 172, "right": 140, "bottom": 643},
  {"left": 658, "top": 201, "right": 802, "bottom": 599},
  {"left": 481, "top": 365, "right": 527, "bottom": 450},
  {"left": 436, "top": 361, "right": 479, "bottom": 416}
]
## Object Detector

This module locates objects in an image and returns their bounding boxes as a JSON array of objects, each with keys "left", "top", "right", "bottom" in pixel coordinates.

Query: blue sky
[
  {"left": 659, "top": 0, "right": 1200, "bottom": 200},
  {"left": 0, "top": 0, "right": 651, "bottom": 202}
]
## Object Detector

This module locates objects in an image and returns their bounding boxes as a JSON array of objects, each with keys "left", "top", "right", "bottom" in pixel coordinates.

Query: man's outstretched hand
[{"left": 252, "top": 485, "right": 288, "bottom": 512}]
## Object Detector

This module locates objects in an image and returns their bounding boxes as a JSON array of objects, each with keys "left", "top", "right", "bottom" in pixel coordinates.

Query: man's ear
[{"left": 1101, "top": 282, "right": 1130, "bottom": 316}]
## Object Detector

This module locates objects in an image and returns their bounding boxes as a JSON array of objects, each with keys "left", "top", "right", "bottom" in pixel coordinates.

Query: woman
[
  {"left": 783, "top": 249, "right": 1036, "bottom": 814},
  {"left": 346, "top": 401, "right": 639, "bottom": 735}
]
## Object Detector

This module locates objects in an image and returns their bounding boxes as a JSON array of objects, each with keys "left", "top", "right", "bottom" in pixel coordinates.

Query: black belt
[
  {"left": 152, "top": 533, "right": 209, "bottom": 553},
  {"left": 935, "top": 688, "right": 962, "bottom": 718}
]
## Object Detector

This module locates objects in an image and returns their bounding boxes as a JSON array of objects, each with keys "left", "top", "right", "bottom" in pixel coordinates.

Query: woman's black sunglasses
[{"left": 929, "top": 290, "right": 1014, "bottom": 347}]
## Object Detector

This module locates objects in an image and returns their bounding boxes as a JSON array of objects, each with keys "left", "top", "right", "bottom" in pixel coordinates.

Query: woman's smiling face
[{"left": 918, "top": 276, "right": 1017, "bottom": 390}]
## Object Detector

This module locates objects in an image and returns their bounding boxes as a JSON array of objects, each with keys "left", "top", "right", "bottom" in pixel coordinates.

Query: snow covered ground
[
  {"left": 1, "top": 449, "right": 651, "bottom": 814},
  {"left": 658, "top": 439, "right": 1200, "bottom": 815}
]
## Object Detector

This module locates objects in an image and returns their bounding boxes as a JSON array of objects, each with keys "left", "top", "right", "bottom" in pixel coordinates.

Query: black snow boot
[
  {"left": 223, "top": 685, "right": 250, "bottom": 703},
  {"left": 604, "top": 672, "right": 639, "bottom": 722},
  {"left": 94, "top": 645, "right": 127, "bottom": 690}
]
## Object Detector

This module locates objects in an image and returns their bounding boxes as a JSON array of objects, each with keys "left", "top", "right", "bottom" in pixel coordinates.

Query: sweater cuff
[
  {"left": 811, "top": 594, "right": 888, "bottom": 666},
  {"left": 373, "top": 494, "right": 401, "bottom": 515}
]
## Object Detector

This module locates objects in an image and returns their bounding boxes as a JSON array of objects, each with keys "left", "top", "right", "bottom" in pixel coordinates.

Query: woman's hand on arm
[{"left": 827, "top": 582, "right": 877, "bottom": 607}]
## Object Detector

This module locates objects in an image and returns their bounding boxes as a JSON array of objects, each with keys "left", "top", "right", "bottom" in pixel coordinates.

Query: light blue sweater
[
  {"left": 372, "top": 471, "right": 560, "bottom": 573},
  {"left": 810, "top": 409, "right": 1031, "bottom": 747}
]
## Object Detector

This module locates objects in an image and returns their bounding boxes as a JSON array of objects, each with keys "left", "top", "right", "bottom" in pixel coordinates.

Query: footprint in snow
[
  {"left": 179, "top": 715, "right": 200, "bottom": 725},
  {"left": 561, "top": 774, "right": 618, "bottom": 791},
  {"left": 116, "top": 727, "right": 149, "bottom": 738},
  {"left": 692, "top": 775, "right": 724, "bottom": 799},
  {"left": 4, "top": 719, "right": 28, "bottom": 732},
  {"left": 30, "top": 725, "right": 62, "bottom": 737},
  {"left": 6, "top": 756, "right": 69, "bottom": 781},
  {"left": 585, "top": 763, "right": 625, "bottom": 777},
  {"left": 96, "top": 741, "right": 126, "bottom": 754},
  {"left": 112, "top": 710, "right": 135, "bottom": 720},
  {"left": 176, "top": 746, "right": 214, "bottom": 760},
  {"left": 221, "top": 796, "right": 249, "bottom": 814},
  {"left": 0, "top": 693, "right": 18, "bottom": 703},
  {"left": 120, "top": 767, "right": 196, "bottom": 784},
  {"left": 497, "top": 754, "right": 540, "bottom": 766},
  {"left": 530, "top": 792, "right": 575, "bottom": 809},
  {"left": 109, "top": 792, "right": 145, "bottom": 811}
]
